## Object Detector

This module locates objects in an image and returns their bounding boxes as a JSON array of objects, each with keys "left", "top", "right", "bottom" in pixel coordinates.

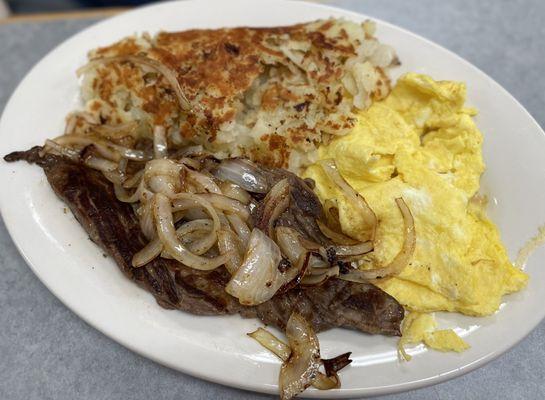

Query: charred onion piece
[
  {"left": 226, "top": 228, "right": 311, "bottom": 305},
  {"left": 247, "top": 326, "right": 348, "bottom": 392},
  {"left": 332, "top": 241, "right": 374, "bottom": 257},
  {"left": 153, "top": 193, "right": 230, "bottom": 270},
  {"left": 340, "top": 197, "right": 415, "bottom": 281},
  {"left": 226, "top": 214, "right": 251, "bottom": 244},
  {"left": 213, "top": 158, "right": 269, "bottom": 193},
  {"left": 219, "top": 181, "right": 251, "bottom": 204},
  {"left": 153, "top": 126, "right": 168, "bottom": 159},
  {"left": 217, "top": 229, "right": 243, "bottom": 275},
  {"left": 256, "top": 178, "right": 291, "bottom": 238},
  {"left": 225, "top": 228, "right": 284, "bottom": 305},
  {"left": 248, "top": 328, "right": 291, "bottom": 360},
  {"left": 198, "top": 193, "right": 250, "bottom": 221},
  {"left": 276, "top": 226, "right": 306, "bottom": 264},
  {"left": 316, "top": 219, "right": 358, "bottom": 245},
  {"left": 185, "top": 167, "right": 222, "bottom": 194},
  {"left": 319, "top": 159, "right": 377, "bottom": 240},
  {"left": 54, "top": 135, "right": 149, "bottom": 161},
  {"left": 300, "top": 265, "right": 339, "bottom": 286},
  {"left": 311, "top": 373, "right": 340, "bottom": 390},
  {"left": 279, "top": 313, "right": 321, "bottom": 400},
  {"left": 322, "top": 352, "right": 353, "bottom": 377}
]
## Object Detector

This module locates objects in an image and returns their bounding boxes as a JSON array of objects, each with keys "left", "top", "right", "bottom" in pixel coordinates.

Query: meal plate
[{"left": 1, "top": 0, "right": 545, "bottom": 397}]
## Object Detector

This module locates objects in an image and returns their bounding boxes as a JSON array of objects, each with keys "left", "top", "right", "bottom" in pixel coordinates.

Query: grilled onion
[
  {"left": 248, "top": 327, "right": 291, "bottom": 360},
  {"left": 319, "top": 159, "right": 377, "bottom": 240},
  {"left": 55, "top": 135, "right": 149, "bottom": 161},
  {"left": 185, "top": 168, "right": 222, "bottom": 194},
  {"left": 248, "top": 326, "right": 347, "bottom": 392},
  {"left": 316, "top": 219, "right": 358, "bottom": 245},
  {"left": 300, "top": 265, "right": 339, "bottom": 286},
  {"left": 198, "top": 193, "right": 250, "bottom": 221},
  {"left": 83, "top": 155, "right": 118, "bottom": 173},
  {"left": 153, "top": 125, "right": 168, "bottom": 159},
  {"left": 219, "top": 181, "right": 251, "bottom": 204},
  {"left": 137, "top": 202, "right": 156, "bottom": 240},
  {"left": 132, "top": 237, "right": 162, "bottom": 267},
  {"left": 332, "top": 241, "right": 373, "bottom": 257},
  {"left": 153, "top": 193, "right": 230, "bottom": 270},
  {"left": 225, "top": 228, "right": 284, "bottom": 305},
  {"left": 43, "top": 139, "right": 81, "bottom": 161},
  {"left": 275, "top": 226, "right": 306, "bottom": 264},
  {"left": 226, "top": 214, "right": 251, "bottom": 244},
  {"left": 217, "top": 229, "right": 243, "bottom": 274},
  {"left": 213, "top": 158, "right": 269, "bottom": 193},
  {"left": 340, "top": 197, "right": 415, "bottom": 281},
  {"left": 133, "top": 219, "right": 214, "bottom": 267},
  {"left": 279, "top": 313, "right": 321, "bottom": 400},
  {"left": 256, "top": 178, "right": 291, "bottom": 238}
]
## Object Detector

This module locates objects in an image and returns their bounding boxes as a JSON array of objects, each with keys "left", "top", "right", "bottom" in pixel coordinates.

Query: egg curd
[{"left": 304, "top": 73, "right": 528, "bottom": 354}]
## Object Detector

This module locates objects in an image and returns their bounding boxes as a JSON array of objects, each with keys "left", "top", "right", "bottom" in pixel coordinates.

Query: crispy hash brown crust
[{"left": 77, "top": 19, "right": 397, "bottom": 170}]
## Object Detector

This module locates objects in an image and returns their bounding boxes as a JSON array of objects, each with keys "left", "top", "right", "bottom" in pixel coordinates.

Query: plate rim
[{"left": 1, "top": 0, "right": 544, "bottom": 397}]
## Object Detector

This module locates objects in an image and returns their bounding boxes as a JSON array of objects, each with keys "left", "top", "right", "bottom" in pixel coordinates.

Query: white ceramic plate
[{"left": 1, "top": 0, "right": 545, "bottom": 397}]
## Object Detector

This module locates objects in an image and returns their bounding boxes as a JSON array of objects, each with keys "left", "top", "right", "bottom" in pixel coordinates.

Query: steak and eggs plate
[{"left": 3, "top": 16, "right": 530, "bottom": 399}]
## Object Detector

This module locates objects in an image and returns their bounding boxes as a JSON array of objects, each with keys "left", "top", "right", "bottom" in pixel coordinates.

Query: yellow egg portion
[
  {"left": 423, "top": 330, "right": 470, "bottom": 353},
  {"left": 304, "top": 73, "right": 528, "bottom": 326},
  {"left": 397, "top": 312, "right": 469, "bottom": 359}
]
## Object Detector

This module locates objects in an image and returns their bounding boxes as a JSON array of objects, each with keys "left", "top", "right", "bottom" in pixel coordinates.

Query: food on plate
[
  {"left": 397, "top": 312, "right": 469, "bottom": 361},
  {"left": 2, "top": 16, "right": 529, "bottom": 399},
  {"left": 305, "top": 72, "right": 528, "bottom": 353},
  {"left": 7, "top": 146, "right": 404, "bottom": 335},
  {"left": 74, "top": 18, "right": 398, "bottom": 172}
]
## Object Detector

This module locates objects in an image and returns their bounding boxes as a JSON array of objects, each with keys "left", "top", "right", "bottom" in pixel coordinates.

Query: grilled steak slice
[
  {"left": 5, "top": 147, "right": 404, "bottom": 335},
  {"left": 252, "top": 166, "right": 330, "bottom": 245},
  {"left": 6, "top": 147, "right": 242, "bottom": 315},
  {"left": 253, "top": 279, "right": 404, "bottom": 336}
]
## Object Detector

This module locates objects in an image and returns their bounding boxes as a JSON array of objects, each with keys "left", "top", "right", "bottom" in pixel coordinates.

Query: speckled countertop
[{"left": 1, "top": 1, "right": 544, "bottom": 399}]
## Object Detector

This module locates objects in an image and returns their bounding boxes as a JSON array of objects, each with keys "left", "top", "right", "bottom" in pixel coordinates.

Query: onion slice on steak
[
  {"left": 255, "top": 178, "right": 291, "bottom": 238},
  {"left": 153, "top": 193, "right": 230, "bottom": 270},
  {"left": 340, "top": 197, "right": 415, "bottom": 281},
  {"left": 133, "top": 219, "right": 215, "bottom": 267},
  {"left": 316, "top": 219, "right": 358, "bottom": 245},
  {"left": 54, "top": 134, "right": 149, "bottom": 161},
  {"left": 226, "top": 213, "right": 251, "bottom": 244},
  {"left": 225, "top": 228, "right": 286, "bottom": 305},
  {"left": 217, "top": 229, "right": 244, "bottom": 275},
  {"left": 276, "top": 226, "right": 306, "bottom": 264},
  {"left": 184, "top": 168, "right": 222, "bottom": 194},
  {"left": 213, "top": 158, "right": 269, "bottom": 193},
  {"left": 153, "top": 125, "right": 168, "bottom": 159},
  {"left": 197, "top": 193, "right": 250, "bottom": 221},
  {"left": 300, "top": 265, "right": 339, "bottom": 286},
  {"left": 219, "top": 181, "right": 251, "bottom": 204}
]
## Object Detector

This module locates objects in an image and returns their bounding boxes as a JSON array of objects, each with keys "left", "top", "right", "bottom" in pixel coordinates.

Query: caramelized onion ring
[
  {"left": 280, "top": 313, "right": 321, "bottom": 400},
  {"left": 153, "top": 193, "right": 230, "bottom": 270}
]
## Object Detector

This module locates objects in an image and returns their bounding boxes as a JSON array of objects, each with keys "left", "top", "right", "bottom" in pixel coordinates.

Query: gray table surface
[{"left": 1, "top": 1, "right": 544, "bottom": 399}]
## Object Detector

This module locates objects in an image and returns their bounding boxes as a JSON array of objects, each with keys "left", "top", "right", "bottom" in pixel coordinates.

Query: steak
[{"left": 5, "top": 147, "right": 404, "bottom": 335}]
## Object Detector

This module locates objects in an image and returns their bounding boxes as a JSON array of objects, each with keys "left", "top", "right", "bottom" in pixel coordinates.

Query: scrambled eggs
[
  {"left": 305, "top": 73, "right": 528, "bottom": 352},
  {"left": 398, "top": 312, "right": 469, "bottom": 360}
]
